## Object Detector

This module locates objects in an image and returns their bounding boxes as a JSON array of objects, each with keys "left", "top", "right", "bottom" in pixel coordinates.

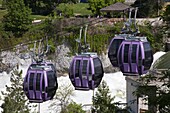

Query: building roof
[{"left": 100, "top": 2, "right": 132, "bottom": 12}]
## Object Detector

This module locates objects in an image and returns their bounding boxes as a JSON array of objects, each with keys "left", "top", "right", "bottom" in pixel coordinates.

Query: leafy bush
[{"left": 2, "top": 0, "right": 32, "bottom": 37}]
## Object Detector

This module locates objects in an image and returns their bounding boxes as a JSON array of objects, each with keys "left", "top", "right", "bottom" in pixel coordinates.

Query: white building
[{"left": 126, "top": 76, "right": 157, "bottom": 113}]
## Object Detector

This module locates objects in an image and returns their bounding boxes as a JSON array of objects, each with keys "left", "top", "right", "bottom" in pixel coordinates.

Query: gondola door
[
  {"left": 27, "top": 71, "right": 36, "bottom": 100},
  {"left": 143, "top": 42, "right": 153, "bottom": 71},
  {"left": 81, "top": 58, "right": 89, "bottom": 89},
  {"left": 119, "top": 43, "right": 131, "bottom": 73},
  {"left": 130, "top": 42, "right": 139, "bottom": 74},
  {"left": 74, "top": 58, "right": 82, "bottom": 88},
  {"left": 108, "top": 37, "right": 124, "bottom": 67},
  {"left": 35, "top": 71, "right": 43, "bottom": 101}
]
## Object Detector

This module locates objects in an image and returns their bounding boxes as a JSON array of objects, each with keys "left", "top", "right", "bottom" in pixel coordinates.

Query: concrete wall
[{"left": 126, "top": 77, "right": 139, "bottom": 113}]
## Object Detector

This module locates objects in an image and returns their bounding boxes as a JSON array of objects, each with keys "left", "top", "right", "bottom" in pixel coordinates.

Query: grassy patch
[
  {"left": 30, "top": 14, "right": 48, "bottom": 20},
  {"left": 57, "top": 3, "right": 92, "bottom": 16}
]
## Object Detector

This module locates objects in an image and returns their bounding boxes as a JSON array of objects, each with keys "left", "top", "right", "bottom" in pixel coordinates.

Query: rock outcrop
[{"left": 0, "top": 44, "right": 118, "bottom": 75}]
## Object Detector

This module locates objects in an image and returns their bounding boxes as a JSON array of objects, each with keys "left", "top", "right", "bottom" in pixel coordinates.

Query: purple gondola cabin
[
  {"left": 69, "top": 52, "right": 104, "bottom": 90},
  {"left": 23, "top": 62, "right": 58, "bottom": 103},
  {"left": 117, "top": 36, "right": 153, "bottom": 76}
]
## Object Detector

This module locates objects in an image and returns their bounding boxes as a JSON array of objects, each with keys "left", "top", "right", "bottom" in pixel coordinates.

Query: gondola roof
[
  {"left": 29, "top": 65, "right": 52, "bottom": 71},
  {"left": 77, "top": 52, "right": 98, "bottom": 57}
]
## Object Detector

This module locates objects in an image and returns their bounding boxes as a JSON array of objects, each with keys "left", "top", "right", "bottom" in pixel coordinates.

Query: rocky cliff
[{"left": 0, "top": 44, "right": 118, "bottom": 75}]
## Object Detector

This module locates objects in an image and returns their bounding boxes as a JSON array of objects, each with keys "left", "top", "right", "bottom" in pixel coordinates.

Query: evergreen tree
[
  {"left": 23, "top": 0, "right": 61, "bottom": 15},
  {"left": 162, "top": 4, "right": 170, "bottom": 46},
  {"left": 50, "top": 83, "right": 75, "bottom": 112},
  {"left": 2, "top": 0, "right": 32, "bottom": 37},
  {"left": 64, "top": 102, "right": 86, "bottom": 113},
  {"left": 1, "top": 69, "right": 31, "bottom": 113},
  {"left": 92, "top": 81, "right": 118, "bottom": 113},
  {"left": 132, "top": 0, "right": 165, "bottom": 17}
]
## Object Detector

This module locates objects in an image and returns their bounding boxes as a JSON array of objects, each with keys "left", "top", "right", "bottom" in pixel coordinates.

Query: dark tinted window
[
  {"left": 82, "top": 60, "right": 88, "bottom": 77},
  {"left": 47, "top": 71, "right": 56, "bottom": 98},
  {"left": 118, "top": 46, "right": 123, "bottom": 65},
  {"left": 138, "top": 45, "right": 142, "bottom": 66},
  {"left": 47, "top": 71, "right": 56, "bottom": 87},
  {"left": 69, "top": 62, "right": 74, "bottom": 78},
  {"left": 24, "top": 74, "right": 28, "bottom": 90},
  {"left": 89, "top": 61, "right": 92, "bottom": 74},
  {"left": 36, "top": 73, "right": 41, "bottom": 91},
  {"left": 75, "top": 60, "right": 81, "bottom": 77},
  {"left": 29, "top": 73, "right": 34, "bottom": 90},
  {"left": 143, "top": 42, "right": 152, "bottom": 51},
  {"left": 93, "top": 58, "right": 103, "bottom": 75},
  {"left": 93, "top": 58, "right": 103, "bottom": 86},
  {"left": 143, "top": 42, "right": 153, "bottom": 70},
  {"left": 42, "top": 75, "right": 45, "bottom": 91},
  {"left": 132, "top": 44, "right": 137, "bottom": 63},
  {"left": 89, "top": 61, "right": 92, "bottom": 80},
  {"left": 124, "top": 44, "right": 130, "bottom": 63},
  {"left": 109, "top": 39, "right": 123, "bottom": 55},
  {"left": 25, "top": 74, "right": 28, "bottom": 82}
]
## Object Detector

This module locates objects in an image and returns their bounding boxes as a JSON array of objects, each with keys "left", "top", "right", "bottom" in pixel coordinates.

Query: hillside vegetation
[
  {"left": 57, "top": 3, "right": 92, "bottom": 16},
  {"left": 0, "top": 1, "right": 168, "bottom": 55}
]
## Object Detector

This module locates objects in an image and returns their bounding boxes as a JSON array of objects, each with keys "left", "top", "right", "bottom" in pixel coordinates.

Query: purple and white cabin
[
  {"left": 23, "top": 63, "right": 58, "bottom": 103},
  {"left": 108, "top": 34, "right": 129, "bottom": 67},
  {"left": 117, "top": 36, "right": 153, "bottom": 76},
  {"left": 69, "top": 53, "right": 104, "bottom": 90}
]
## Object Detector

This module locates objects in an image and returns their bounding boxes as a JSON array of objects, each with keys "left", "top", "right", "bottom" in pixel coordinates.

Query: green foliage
[
  {"left": 23, "top": 0, "right": 57, "bottom": 15},
  {"left": 56, "top": 3, "right": 92, "bottom": 16},
  {"left": 139, "top": 24, "right": 164, "bottom": 52},
  {"left": 1, "top": 69, "right": 31, "bottom": 113},
  {"left": 88, "top": 0, "right": 125, "bottom": 16},
  {"left": 62, "top": 4, "right": 74, "bottom": 18},
  {"left": 92, "top": 81, "right": 118, "bottom": 113},
  {"left": 162, "top": 5, "right": 170, "bottom": 21},
  {"left": 162, "top": 5, "right": 170, "bottom": 41},
  {"left": 56, "top": 4, "right": 74, "bottom": 18},
  {"left": 50, "top": 83, "right": 74, "bottom": 112},
  {"left": 24, "top": 0, "right": 80, "bottom": 15},
  {"left": 108, "top": 22, "right": 124, "bottom": 34},
  {"left": 2, "top": 0, "right": 32, "bottom": 37},
  {"left": 88, "top": 0, "right": 106, "bottom": 16},
  {"left": 0, "top": 10, "right": 7, "bottom": 22},
  {"left": 62, "top": 102, "right": 86, "bottom": 113},
  {"left": 65, "top": 33, "right": 110, "bottom": 55},
  {"left": 132, "top": 0, "right": 165, "bottom": 17}
]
